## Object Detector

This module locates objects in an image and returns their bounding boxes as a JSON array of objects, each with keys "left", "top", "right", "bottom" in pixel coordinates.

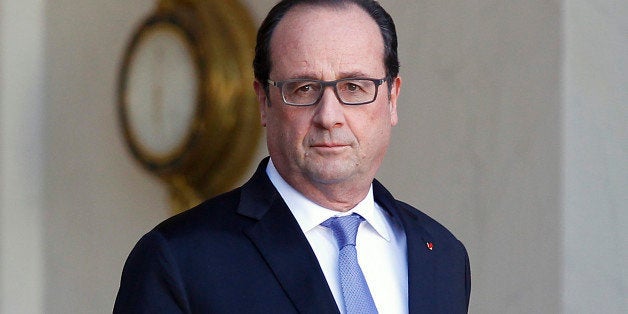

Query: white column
[
  {"left": 0, "top": 0, "right": 46, "bottom": 313},
  {"left": 563, "top": 0, "right": 628, "bottom": 313}
]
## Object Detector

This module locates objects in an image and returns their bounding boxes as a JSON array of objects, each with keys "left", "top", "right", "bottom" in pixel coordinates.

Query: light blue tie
[{"left": 322, "top": 214, "right": 378, "bottom": 314}]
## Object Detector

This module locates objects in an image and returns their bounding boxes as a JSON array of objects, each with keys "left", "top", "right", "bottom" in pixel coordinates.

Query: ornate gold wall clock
[{"left": 118, "top": 0, "right": 261, "bottom": 213}]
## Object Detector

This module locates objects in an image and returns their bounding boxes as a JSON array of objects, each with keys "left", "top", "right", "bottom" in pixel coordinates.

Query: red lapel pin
[{"left": 426, "top": 242, "right": 434, "bottom": 250}]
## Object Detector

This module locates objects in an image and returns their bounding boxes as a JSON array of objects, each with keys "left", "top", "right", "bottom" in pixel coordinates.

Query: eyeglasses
[{"left": 268, "top": 77, "right": 386, "bottom": 106}]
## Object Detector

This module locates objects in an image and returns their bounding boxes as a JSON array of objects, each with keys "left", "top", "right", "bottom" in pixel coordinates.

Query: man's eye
[
  {"left": 290, "top": 83, "right": 319, "bottom": 94},
  {"left": 297, "top": 85, "right": 312, "bottom": 92},
  {"left": 342, "top": 82, "right": 366, "bottom": 93},
  {"left": 346, "top": 83, "right": 359, "bottom": 91}
]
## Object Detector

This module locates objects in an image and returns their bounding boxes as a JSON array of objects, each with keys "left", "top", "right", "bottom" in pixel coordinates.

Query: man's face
[{"left": 255, "top": 4, "right": 401, "bottom": 191}]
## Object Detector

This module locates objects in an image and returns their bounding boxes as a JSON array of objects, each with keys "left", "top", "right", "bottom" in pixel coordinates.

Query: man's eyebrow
[
  {"left": 287, "top": 73, "right": 320, "bottom": 80},
  {"left": 285, "top": 71, "right": 378, "bottom": 80},
  {"left": 338, "top": 71, "right": 373, "bottom": 78},
  {"left": 274, "top": 69, "right": 317, "bottom": 80}
]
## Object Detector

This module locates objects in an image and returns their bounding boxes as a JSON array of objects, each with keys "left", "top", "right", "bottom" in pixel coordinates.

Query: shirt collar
[{"left": 266, "top": 158, "right": 392, "bottom": 242}]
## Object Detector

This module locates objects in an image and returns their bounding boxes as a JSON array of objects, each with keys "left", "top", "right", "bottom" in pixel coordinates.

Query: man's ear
[
  {"left": 253, "top": 80, "right": 268, "bottom": 127},
  {"left": 388, "top": 76, "right": 401, "bottom": 126}
]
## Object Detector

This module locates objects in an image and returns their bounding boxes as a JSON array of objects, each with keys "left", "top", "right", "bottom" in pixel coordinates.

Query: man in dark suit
[{"left": 114, "top": 0, "right": 470, "bottom": 313}]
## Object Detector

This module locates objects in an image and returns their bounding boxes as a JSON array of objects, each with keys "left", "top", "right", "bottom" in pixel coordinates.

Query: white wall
[
  {"left": 0, "top": 0, "right": 46, "bottom": 312},
  {"left": 383, "top": 2, "right": 563, "bottom": 312},
  {"left": 0, "top": 0, "right": 625, "bottom": 313},
  {"left": 41, "top": 1, "right": 172, "bottom": 312}
]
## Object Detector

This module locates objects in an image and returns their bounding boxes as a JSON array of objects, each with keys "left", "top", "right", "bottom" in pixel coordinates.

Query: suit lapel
[
  {"left": 399, "top": 210, "right": 438, "bottom": 312},
  {"left": 237, "top": 159, "right": 340, "bottom": 314},
  {"left": 373, "top": 180, "right": 437, "bottom": 313}
]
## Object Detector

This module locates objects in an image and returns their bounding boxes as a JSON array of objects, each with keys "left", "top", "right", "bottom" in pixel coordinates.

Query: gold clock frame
[{"left": 118, "top": 0, "right": 261, "bottom": 212}]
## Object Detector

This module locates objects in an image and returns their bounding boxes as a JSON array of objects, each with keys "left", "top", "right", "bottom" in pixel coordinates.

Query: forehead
[{"left": 269, "top": 4, "right": 385, "bottom": 77}]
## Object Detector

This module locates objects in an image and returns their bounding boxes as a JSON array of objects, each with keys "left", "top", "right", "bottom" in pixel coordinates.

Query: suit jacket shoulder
[{"left": 114, "top": 159, "right": 339, "bottom": 314}]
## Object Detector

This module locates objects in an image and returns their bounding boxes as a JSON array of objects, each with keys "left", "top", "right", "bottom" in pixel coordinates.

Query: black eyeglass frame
[{"left": 267, "top": 77, "right": 386, "bottom": 106}]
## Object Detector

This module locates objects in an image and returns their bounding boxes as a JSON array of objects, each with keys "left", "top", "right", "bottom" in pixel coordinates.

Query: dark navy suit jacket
[{"left": 114, "top": 158, "right": 471, "bottom": 313}]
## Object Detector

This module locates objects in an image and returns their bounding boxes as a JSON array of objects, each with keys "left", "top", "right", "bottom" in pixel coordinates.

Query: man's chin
[{"left": 304, "top": 163, "right": 357, "bottom": 185}]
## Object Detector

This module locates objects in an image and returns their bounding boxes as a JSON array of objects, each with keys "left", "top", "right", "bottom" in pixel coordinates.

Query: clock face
[
  {"left": 118, "top": 1, "right": 262, "bottom": 208},
  {"left": 125, "top": 24, "right": 199, "bottom": 162}
]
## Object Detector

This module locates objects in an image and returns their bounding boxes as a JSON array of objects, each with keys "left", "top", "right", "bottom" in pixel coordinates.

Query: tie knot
[{"left": 321, "top": 213, "right": 364, "bottom": 248}]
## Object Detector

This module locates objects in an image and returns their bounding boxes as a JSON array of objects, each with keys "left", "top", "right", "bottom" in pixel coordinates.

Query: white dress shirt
[{"left": 267, "top": 159, "right": 408, "bottom": 314}]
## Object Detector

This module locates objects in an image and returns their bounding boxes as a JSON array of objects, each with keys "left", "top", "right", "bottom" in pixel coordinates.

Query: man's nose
[{"left": 312, "top": 87, "right": 345, "bottom": 130}]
